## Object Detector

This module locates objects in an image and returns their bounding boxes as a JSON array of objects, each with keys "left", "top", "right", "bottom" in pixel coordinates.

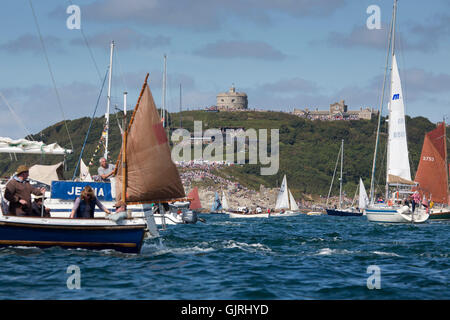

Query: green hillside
[{"left": 0, "top": 110, "right": 444, "bottom": 200}]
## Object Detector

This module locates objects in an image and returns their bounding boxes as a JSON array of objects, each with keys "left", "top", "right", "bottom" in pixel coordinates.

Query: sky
[{"left": 0, "top": 0, "right": 449, "bottom": 139}]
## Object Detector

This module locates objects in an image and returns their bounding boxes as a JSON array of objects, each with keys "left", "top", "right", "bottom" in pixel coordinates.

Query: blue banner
[{"left": 51, "top": 181, "right": 113, "bottom": 201}]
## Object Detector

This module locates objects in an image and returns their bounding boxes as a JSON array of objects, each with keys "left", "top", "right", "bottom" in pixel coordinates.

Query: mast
[
  {"left": 161, "top": 54, "right": 167, "bottom": 128},
  {"left": 179, "top": 83, "right": 182, "bottom": 128},
  {"left": 385, "top": 0, "right": 398, "bottom": 200},
  {"left": 369, "top": 0, "right": 395, "bottom": 204},
  {"left": 105, "top": 40, "right": 114, "bottom": 160},
  {"left": 339, "top": 139, "right": 344, "bottom": 209}
]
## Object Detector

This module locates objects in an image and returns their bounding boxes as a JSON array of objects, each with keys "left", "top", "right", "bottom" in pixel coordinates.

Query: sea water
[{"left": 0, "top": 214, "right": 448, "bottom": 299}]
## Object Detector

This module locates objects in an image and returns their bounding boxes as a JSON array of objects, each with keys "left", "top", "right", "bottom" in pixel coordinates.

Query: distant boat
[
  {"left": 327, "top": 178, "right": 368, "bottom": 217},
  {"left": 274, "top": 175, "right": 300, "bottom": 214},
  {"left": 229, "top": 175, "right": 300, "bottom": 218},
  {"left": 364, "top": 0, "right": 428, "bottom": 223},
  {"left": 210, "top": 192, "right": 224, "bottom": 214},
  {"left": 187, "top": 187, "right": 202, "bottom": 211},
  {"left": 222, "top": 191, "right": 229, "bottom": 211},
  {"left": 414, "top": 121, "right": 450, "bottom": 220},
  {"left": 325, "top": 140, "right": 363, "bottom": 217}
]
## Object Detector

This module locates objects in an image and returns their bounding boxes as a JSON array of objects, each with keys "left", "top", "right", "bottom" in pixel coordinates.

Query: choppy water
[{"left": 0, "top": 214, "right": 448, "bottom": 300}]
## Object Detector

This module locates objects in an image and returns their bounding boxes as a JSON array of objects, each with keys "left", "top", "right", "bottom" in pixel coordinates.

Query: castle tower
[{"left": 216, "top": 85, "right": 248, "bottom": 110}]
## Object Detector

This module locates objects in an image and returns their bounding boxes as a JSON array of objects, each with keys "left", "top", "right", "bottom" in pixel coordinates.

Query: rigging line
[
  {"left": 0, "top": 92, "right": 34, "bottom": 140},
  {"left": 28, "top": 0, "right": 74, "bottom": 151},
  {"left": 72, "top": 67, "right": 109, "bottom": 180},
  {"left": 67, "top": 0, "right": 102, "bottom": 82},
  {"left": 326, "top": 145, "right": 341, "bottom": 207}
]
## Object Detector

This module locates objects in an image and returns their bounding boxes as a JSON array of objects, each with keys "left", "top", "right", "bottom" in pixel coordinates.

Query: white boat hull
[
  {"left": 228, "top": 211, "right": 300, "bottom": 218},
  {"left": 42, "top": 199, "right": 184, "bottom": 225},
  {"left": 364, "top": 206, "right": 429, "bottom": 223}
]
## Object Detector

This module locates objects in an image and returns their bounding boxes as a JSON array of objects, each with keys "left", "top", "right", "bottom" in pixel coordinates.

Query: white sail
[
  {"left": 358, "top": 178, "right": 369, "bottom": 209},
  {"left": 275, "top": 175, "right": 290, "bottom": 210},
  {"left": 0, "top": 137, "right": 71, "bottom": 155},
  {"left": 80, "top": 159, "right": 92, "bottom": 182},
  {"left": 288, "top": 189, "right": 299, "bottom": 211},
  {"left": 387, "top": 54, "right": 411, "bottom": 182},
  {"left": 222, "top": 191, "right": 229, "bottom": 210}
]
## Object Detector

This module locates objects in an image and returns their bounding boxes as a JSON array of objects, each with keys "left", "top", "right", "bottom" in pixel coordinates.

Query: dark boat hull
[
  {"left": 0, "top": 219, "right": 146, "bottom": 254},
  {"left": 326, "top": 209, "right": 363, "bottom": 217},
  {"left": 429, "top": 211, "right": 450, "bottom": 220}
]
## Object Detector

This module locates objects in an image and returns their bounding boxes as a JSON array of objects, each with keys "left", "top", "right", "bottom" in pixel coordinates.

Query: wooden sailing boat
[
  {"left": 0, "top": 74, "right": 170, "bottom": 254},
  {"left": 365, "top": 0, "right": 428, "bottom": 223},
  {"left": 414, "top": 122, "right": 450, "bottom": 219},
  {"left": 114, "top": 73, "right": 186, "bottom": 207}
]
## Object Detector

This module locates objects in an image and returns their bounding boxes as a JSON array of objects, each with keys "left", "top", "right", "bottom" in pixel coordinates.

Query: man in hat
[{"left": 4, "top": 165, "right": 46, "bottom": 216}]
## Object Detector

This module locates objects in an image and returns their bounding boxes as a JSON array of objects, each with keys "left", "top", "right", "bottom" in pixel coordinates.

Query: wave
[
  {"left": 223, "top": 240, "right": 272, "bottom": 254},
  {"left": 372, "top": 251, "right": 401, "bottom": 257},
  {"left": 315, "top": 248, "right": 355, "bottom": 256}
]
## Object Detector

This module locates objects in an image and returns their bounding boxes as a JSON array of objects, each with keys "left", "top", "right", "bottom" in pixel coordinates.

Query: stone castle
[
  {"left": 215, "top": 85, "right": 248, "bottom": 110},
  {"left": 209, "top": 86, "right": 374, "bottom": 120},
  {"left": 293, "top": 100, "right": 375, "bottom": 120}
]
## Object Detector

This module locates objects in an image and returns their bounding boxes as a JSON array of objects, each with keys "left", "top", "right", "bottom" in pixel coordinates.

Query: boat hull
[
  {"left": 43, "top": 199, "right": 185, "bottom": 225},
  {"left": 0, "top": 216, "right": 146, "bottom": 253},
  {"left": 364, "top": 207, "right": 429, "bottom": 223},
  {"left": 326, "top": 209, "right": 363, "bottom": 217},
  {"left": 429, "top": 210, "right": 450, "bottom": 220},
  {"left": 228, "top": 211, "right": 300, "bottom": 218}
]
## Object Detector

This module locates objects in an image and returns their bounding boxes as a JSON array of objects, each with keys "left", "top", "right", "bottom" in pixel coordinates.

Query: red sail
[
  {"left": 187, "top": 187, "right": 202, "bottom": 210},
  {"left": 414, "top": 122, "right": 449, "bottom": 204}
]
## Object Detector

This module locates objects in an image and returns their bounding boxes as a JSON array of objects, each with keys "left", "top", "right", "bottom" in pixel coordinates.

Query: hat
[
  {"left": 114, "top": 201, "right": 126, "bottom": 208},
  {"left": 16, "top": 165, "right": 29, "bottom": 175}
]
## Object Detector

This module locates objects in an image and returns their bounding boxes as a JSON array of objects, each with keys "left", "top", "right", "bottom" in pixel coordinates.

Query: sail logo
[
  {"left": 423, "top": 156, "right": 435, "bottom": 162},
  {"left": 392, "top": 94, "right": 400, "bottom": 100}
]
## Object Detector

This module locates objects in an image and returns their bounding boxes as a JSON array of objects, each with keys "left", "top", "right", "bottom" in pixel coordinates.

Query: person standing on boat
[
  {"left": 70, "top": 185, "right": 111, "bottom": 218},
  {"left": 410, "top": 191, "right": 421, "bottom": 213},
  {"left": 97, "top": 157, "right": 115, "bottom": 182},
  {"left": 4, "top": 165, "right": 45, "bottom": 216}
]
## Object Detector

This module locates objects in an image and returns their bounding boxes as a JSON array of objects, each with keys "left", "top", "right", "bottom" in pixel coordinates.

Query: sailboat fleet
[{"left": 0, "top": 0, "right": 448, "bottom": 255}]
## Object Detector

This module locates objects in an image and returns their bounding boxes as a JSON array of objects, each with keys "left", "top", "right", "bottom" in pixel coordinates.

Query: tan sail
[
  {"left": 414, "top": 122, "right": 449, "bottom": 204},
  {"left": 115, "top": 74, "right": 185, "bottom": 204}
]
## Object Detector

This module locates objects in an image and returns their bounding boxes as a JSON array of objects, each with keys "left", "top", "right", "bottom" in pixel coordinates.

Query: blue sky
[{"left": 0, "top": 0, "right": 449, "bottom": 139}]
